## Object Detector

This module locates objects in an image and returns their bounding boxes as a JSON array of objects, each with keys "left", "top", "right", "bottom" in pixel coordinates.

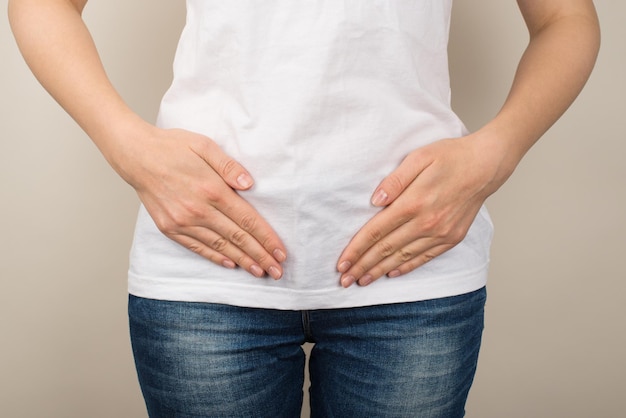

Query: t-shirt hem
[{"left": 127, "top": 264, "right": 489, "bottom": 311}]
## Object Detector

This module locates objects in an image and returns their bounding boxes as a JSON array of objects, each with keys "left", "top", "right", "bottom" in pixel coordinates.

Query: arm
[
  {"left": 8, "top": 0, "right": 286, "bottom": 279},
  {"left": 337, "top": 0, "right": 600, "bottom": 287}
]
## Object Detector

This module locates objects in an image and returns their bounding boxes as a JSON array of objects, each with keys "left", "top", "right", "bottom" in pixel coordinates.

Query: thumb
[
  {"left": 197, "top": 137, "right": 255, "bottom": 191},
  {"left": 370, "top": 151, "right": 431, "bottom": 207}
]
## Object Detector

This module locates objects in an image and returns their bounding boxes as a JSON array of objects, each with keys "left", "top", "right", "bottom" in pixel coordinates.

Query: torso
[{"left": 128, "top": 0, "right": 493, "bottom": 310}]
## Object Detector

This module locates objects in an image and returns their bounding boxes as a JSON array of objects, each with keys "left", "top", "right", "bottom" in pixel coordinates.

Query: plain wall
[{"left": 1, "top": 1, "right": 624, "bottom": 417}]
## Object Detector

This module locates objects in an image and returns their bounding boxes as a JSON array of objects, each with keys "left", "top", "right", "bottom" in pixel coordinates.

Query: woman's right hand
[
  {"left": 116, "top": 125, "right": 286, "bottom": 280},
  {"left": 9, "top": 0, "right": 285, "bottom": 279}
]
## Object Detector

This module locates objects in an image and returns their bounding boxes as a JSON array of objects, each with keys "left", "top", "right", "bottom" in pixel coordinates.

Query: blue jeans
[{"left": 129, "top": 287, "right": 486, "bottom": 418}]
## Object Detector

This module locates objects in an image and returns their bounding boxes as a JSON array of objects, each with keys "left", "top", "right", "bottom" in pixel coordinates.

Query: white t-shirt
[{"left": 128, "top": 0, "right": 493, "bottom": 310}]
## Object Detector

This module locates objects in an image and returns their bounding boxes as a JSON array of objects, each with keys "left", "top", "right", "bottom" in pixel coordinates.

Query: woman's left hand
[
  {"left": 337, "top": 135, "right": 509, "bottom": 287},
  {"left": 336, "top": 0, "right": 601, "bottom": 288}
]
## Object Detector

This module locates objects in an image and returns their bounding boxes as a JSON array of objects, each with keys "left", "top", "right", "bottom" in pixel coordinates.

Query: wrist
[
  {"left": 465, "top": 123, "right": 528, "bottom": 195},
  {"left": 91, "top": 111, "right": 158, "bottom": 184}
]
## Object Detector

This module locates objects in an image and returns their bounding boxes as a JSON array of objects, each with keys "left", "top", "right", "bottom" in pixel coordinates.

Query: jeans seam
[{"left": 301, "top": 310, "right": 314, "bottom": 343}]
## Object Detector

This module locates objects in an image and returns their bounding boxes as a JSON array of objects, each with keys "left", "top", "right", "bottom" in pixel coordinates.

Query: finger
[
  {"left": 370, "top": 149, "right": 432, "bottom": 207},
  {"left": 191, "top": 197, "right": 283, "bottom": 279},
  {"left": 187, "top": 136, "right": 288, "bottom": 262},
  {"left": 347, "top": 210, "right": 472, "bottom": 286},
  {"left": 169, "top": 233, "right": 237, "bottom": 270},
  {"left": 336, "top": 203, "right": 414, "bottom": 274},
  {"left": 361, "top": 242, "right": 454, "bottom": 286},
  {"left": 151, "top": 179, "right": 285, "bottom": 279},
  {"left": 384, "top": 243, "right": 455, "bottom": 280},
  {"left": 173, "top": 226, "right": 278, "bottom": 279},
  {"left": 339, "top": 222, "right": 434, "bottom": 287},
  {"left": 192, "top": 135, "right": 256, "bottom": 191},
  {"left": 211, "top": 187, "right": 287, "bottom": 265},
  {"left": 200, "top": 217, "right": 284, "bottom": 279}
]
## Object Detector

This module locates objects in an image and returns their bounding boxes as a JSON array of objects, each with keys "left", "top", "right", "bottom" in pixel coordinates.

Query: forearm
[
  {"left": 9, "top": 0, "right": 289, "bottom": 275},
  {"left": 473, "top": 2, "right": 600, "bottom": 187},
  {"left": 8, "top": 0, "right": 150, "bottom": 172}
]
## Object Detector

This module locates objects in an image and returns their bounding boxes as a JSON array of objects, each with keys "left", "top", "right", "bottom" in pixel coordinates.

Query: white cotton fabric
[{"left": 128, "top": 0, "right": 494, "bottom": 310}]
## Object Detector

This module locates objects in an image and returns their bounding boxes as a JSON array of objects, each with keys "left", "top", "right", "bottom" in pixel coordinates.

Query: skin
[
  {"left": 8, "top": 0, "right": 600, "bottom": 286},
  {"left": 337, "top": 0, "right": 601, "bottom": 287},
  {"left": 8, "top": 0, "right": 287, "bottom": 280}
]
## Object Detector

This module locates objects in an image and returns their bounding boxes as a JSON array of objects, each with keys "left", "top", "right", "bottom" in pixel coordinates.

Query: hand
[
  {"left": 337, "top": 136, "right": 509, "bottom": 287},
  {"left": 117, "top": 126, "right": 287, "bottom": 279}
]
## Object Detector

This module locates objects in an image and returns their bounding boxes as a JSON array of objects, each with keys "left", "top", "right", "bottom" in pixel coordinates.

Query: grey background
[{"left": 1, "top": 1, "right": 624, "bottom": 417}]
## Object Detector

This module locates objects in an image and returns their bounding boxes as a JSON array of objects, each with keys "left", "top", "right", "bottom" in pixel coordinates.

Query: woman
[{"left": 9, "top": 0, "right": 599, "bottom": 416}]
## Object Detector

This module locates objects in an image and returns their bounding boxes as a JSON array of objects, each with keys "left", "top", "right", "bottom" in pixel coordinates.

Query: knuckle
[
  {"left": 259, "top": 233, "right": 276, "bottom": 251},
  {"left": 448, "top": 227, "right": 467, "bottom": 244},
  {"left": 398, "top": 206, "right": 419, "bottom": 224},
  {"left": 235, "top": 254, "right": 248, "bottom": 268},
  {"left": 152, "top": 213, "right": 173, "bottom": 234},
  {"left": 255, "top": 252, "right": 271, "bottom": 266},
  {"left": 375, "top": 240, "right": 395, "bottom": 258},
  {"left": 157, "top": 221, "right": 177, "bottom": 236},
  {"left": 157, "top": 201, "right": 207, "bottom": 234},
  {"left": 367, "top": 228, "right": 383, "bottom": 244},
  {"left": 353, "top": 263, "right": 369, "bottom": 277},
  {"left": 171, "top": 209, "right": 196, "bottom": 228},
  {"left": 230, "top": 229, "right": 248, "bottom": 247},
  {"left": 421, "top": 213, "right": 443, "bottom": 233},
  {"left": 210, "top": 237, "right": 228, "bottom": 252},
  {"left": 421, "top": 252, "right": 437, "bottom": 264},
  {"left": 398, "top": 247, "right": 414, "bottom": 262},
  {"left": 204, "top": 188, "right": 224, "bottom": 205},
  {"left": 394, "top": 197, "right": 422, "bottom": 218},
  {"left": 180, "top": 200, "right": 205, "bottom": 220},
  {"left": 385, "top": 173, "right": 405, "bottom": 194},
  {"left": 434, "top": 221, "right": 466, "bottom": 244},
  {"left": 157, "top": 213, "right": 186, "bottom": 235},
  {"left": 186, "top": 242, "right": 204, "bottom": 255},
  {"left": 239, "top": 214, "right": 257, "bottom": 232},
  {"left": 219, "top": 157, "right": 238, "bottom": 178}
]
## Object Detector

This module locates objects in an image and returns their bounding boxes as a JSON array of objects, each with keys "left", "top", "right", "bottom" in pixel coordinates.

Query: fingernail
[
  {"left": 388, "top": 269, "right": 401, "bottom": 278},
  {"left": 222, "top": 259, "right": 236, "bottom": 269},
  {"left": 338, "top": 260, "right": 351, "bottom": 273},
  {"left": 268, "top": 266, "right": 282, "bottom": 280},
  {"left": 273, "top": 249, "right": 287, "bottom": 263},
  {"left": 359, "top": 274, "right": 373, "bottom": 286},
  {"left": 250, "top": 264, "right": 264, "bottom": 277},
  {"left": 341, "top": 275, "right": 356, "bottom": 288},
  {"left": 237, "top": 173, "right": 254, "bottom": 189},
  {"left": 371, "top": 189, "right": 388, "bottom": 206}
]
